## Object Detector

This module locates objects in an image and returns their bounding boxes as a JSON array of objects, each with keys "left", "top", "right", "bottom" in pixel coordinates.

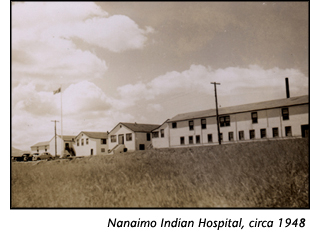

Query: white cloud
[
  {"left": 12, "top": 2, "right": 153, "bottom": 88},
  {"left": 114, "top": 64, "right": 308, "bottom": 110},
  {"left": 61, "top": 81, "right": 110, "bottom": 115}
]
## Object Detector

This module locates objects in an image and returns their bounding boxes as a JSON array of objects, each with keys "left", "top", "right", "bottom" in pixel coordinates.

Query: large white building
[{"left": 151, "top": 95, "right": 308, "bottom": 148}]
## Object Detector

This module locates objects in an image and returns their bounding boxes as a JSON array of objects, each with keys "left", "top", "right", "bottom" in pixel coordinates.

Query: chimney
[{"left": 285, "top": 77, "right": 290, "bottom": 98}]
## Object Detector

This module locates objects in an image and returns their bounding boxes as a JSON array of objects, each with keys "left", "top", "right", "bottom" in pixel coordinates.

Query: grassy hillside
[{"left": 11, "top": 138, "right": 308, "bottom": 208}]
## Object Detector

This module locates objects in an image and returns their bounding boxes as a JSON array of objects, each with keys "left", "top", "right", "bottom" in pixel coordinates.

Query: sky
[{"left": 11, "top": 2, "right": 308, "bottom": 150}]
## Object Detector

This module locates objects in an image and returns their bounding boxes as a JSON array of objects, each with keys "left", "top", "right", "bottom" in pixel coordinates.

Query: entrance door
[
  {"left": 139, "top": 144, "right": 145, "bottom": 150},
  {"left": 90, "top": 149, "right": 93, "bottom": 155},
  {"left": 65, "top": 143, "right": 69, "bottom": 150},
  {"left": 301, "top": 125, "right": 309, "bottom": 138},
  {"left": 118, "top": 134, "right": 124, "bottom": 144}
]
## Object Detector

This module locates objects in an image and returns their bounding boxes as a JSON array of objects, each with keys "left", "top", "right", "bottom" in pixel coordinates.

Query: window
[
  {"left": 189, "top": 120, "right": 194, "bottom": 130},
  {"left": 251, "top": 112, "right": 258, "bottom": 124},
  {"left": 208, "top": 134, "right": 213, "bottom": 143},
  {"left": 81, "top": 139, "right": 84, "bottom": 146},
  {"left": 152, "top": 132, "right": 159, "bottom": 138},
  {"left": 282, "top": 108, "right": 289, "bottom": 120},
  {"left": 147, "top": 133, "right": 151, "bottom": 141},
  {"left": 285, "top": 126, "right": 292, "bottom": 137},
  {"left": 101, "top": 148, "right": 105, "bottom": 153},
  {"left": 45, "top": 146, "right": 47, "bottom": 152},
  {"left": 196, "top": 135, "right": 200, "bottom": 144},
  {"left": 180, "top": 136, "right": 185, "bottom": 145},
  {"left": 86, "top": 138, "right": 89, "bottom": 145},
  {"left": 172, "top": 122, "right": 177, "bottom": 128},
  {"left": 37, "top": 147, "right": 39, "bottom": 153},
  {"left": 201, "top": 119, "right": 206, "bottom": 129},
  {"left": 250, "top": 130, "right": 255, "bottom": 139},
  {"left": 228, "top": 132, "right": 234, "bottom": 141},
  {"left": 77, "top": 139, "right": 79, "bottom": 146},
  {"left": 272, "top": 128, "right": 279, "bottom": 138},
  {"left": 189, "top": 136, "right": 193, "bottom": 144},
  {"left": 139, "top": 144, "right": 145, "bottom": 150},
  {"left": 239, "top": 131, "right": 244, "bottom": 140},
  {"left": 219, "top": 116, "right": 230, "bottom": 127},
  {"left": 126, "top": 133, "right": 132, "bottom": 141},
  {"left": 160, "top": 129, "right": 164, "bottom": 138},
  {"left": 101, "top": 139, "right": 107, "bottom": 145},
  {"left": 260, "top": 129, "right": 266, "bottom": 138},
  {"left": 111, "top": 135, "right": 116, "bottom": 143}
]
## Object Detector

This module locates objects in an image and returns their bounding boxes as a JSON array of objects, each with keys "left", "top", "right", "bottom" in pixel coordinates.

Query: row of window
[
  {"left": 152, "top": 129, "right": 165, "bottom": 138},
  {"left": 76, "top": 138, "right": 107, "bottom": 146},
  {"left": 110, "top": 133, "right": 132, "bottom": 143},
  {"left": 172, "top": 108, "right": 290, "bottom": 130},
  {"left": 179, "top": 126, "right": 292, "bottom": 145}
]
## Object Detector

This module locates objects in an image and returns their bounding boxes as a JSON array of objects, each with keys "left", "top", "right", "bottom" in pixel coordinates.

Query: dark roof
[
  {"left": 31, "top": 141, "right": 50, "bottom": 148},
  {"left": 77, "top": 131, "right": 108, "bottom": 139},
  {"left": 168, "top": 95, "right": 308, "bottom": 122},
  {"left": 120, "top": 122, "right": 160, "bottom": 132}
]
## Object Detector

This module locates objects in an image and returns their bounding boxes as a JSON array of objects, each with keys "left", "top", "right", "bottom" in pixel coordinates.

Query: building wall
[
  {"left": 30, "top": 145, "right": 50, "bottom": 154},
  {"left": 152, "top": 123, "right": 170, "bottom": 148},
  {"left": 49, "top": 137, "right": 74, "bottom": 156},
  {"left": 73, "top": 134, "right": 108, "bottom": 156},
  {"left": 168, "top": 104, "right": 308, "bottom": 147},
  {"left": 108, "top": 124, "right": 136, "bottom": 151},
  {"left": 135, "top": 132, "right": 152, "bottom": 150}
]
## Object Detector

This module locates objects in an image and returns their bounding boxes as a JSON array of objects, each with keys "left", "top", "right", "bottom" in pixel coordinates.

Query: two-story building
[{"left": 152, "top": 95, "right": 308, "bottom": 148}]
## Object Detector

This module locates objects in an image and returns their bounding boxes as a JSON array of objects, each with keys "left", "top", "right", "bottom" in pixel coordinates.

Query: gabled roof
[
  {"left": 76, "top": 131, "right": 108, "bottom": 139},
  {"left": 168, "top": 95, "right": 309, "bottom": 122},
  {"left": 151, "top": 119, "right": 170, "bottom": 131},
  {"left": 121, "top": 122, "right": 160, "bottom": 132},
  {"left": 31, "top": 141, "right": 50, "bottom": 148},
  {"left": 109, "top": 122, "right": 160, "bottom": 133}
]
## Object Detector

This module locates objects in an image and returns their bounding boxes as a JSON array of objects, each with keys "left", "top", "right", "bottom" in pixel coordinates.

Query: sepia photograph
[{"left": 11, "top": 2, "right": 308, "bottom": 209}]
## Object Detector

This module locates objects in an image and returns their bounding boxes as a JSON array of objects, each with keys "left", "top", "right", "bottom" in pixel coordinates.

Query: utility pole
[
  {"left": 51, "top": 120, "right": 59, "bottom": 158},
  {"left": 211, "top": 82, "right": 221, "bottom": 145}
]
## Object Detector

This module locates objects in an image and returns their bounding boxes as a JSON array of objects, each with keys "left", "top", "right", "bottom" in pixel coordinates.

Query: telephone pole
[
  {"left": 211, "top": 82, "right": 221, "bottom": 145},
  {"left": 51, "top": 120, "right": 59, "bottom": 158}
]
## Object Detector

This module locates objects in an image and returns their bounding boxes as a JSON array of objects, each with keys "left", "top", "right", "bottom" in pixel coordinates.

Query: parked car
[
  {"left": 35, "top": 152, "right": 55, "bottom": 161},
  {"left": 22, "top": 153, "right": 33, "bottom": 161},
  {"left": 12, "top": 153, "right": 32, "bottom": 162},
  {"left": 32, "top": 153, "right": 40, "bottom": 161}
]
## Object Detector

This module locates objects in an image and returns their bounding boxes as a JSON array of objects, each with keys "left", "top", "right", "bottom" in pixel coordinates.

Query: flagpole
[{"left": 61, "top": 84, "right": 63, "bottom": 157}]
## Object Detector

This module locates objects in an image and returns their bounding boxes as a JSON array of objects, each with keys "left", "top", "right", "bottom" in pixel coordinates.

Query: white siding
[
  {"left": 73, "top": 134, "right": 108, "bottom": 157},
  {"left": 152, "top": 123, "right": 170, "bottom": 148},
  {"left": 108, "top": 124, "right": 136, "bottom": 151},
  {"left": 168, "top": 104, "right": 308, "bottom": 147}
]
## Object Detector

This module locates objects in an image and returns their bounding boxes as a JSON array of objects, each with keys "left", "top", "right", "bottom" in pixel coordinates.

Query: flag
[{"left": 53, "top": 87, "right": 61, "bottom": 95}]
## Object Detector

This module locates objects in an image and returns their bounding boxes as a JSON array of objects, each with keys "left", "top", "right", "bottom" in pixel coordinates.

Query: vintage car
[
  {"left": 22, "top": 153, "right": 33, "bottom": 161},
  {"left": 34, "top": 152, "right": 55, "bottom": 161},
  {"left": 12, "top": 153, "right": 33, "bottom": 162}
]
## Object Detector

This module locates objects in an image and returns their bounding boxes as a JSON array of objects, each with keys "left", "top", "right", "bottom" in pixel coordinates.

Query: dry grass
[{"left": 11, "top": 138, "right": 308, "bottom": 208}]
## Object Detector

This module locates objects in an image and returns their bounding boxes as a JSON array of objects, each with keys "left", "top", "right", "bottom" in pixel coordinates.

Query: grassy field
[{"left": 11, "top": 138, "right": 308, "bottom": 208}]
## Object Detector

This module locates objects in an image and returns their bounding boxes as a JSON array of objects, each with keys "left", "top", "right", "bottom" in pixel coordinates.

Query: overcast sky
[{"left": 12, "top": 2, "right": 308, "bottom": 150}]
